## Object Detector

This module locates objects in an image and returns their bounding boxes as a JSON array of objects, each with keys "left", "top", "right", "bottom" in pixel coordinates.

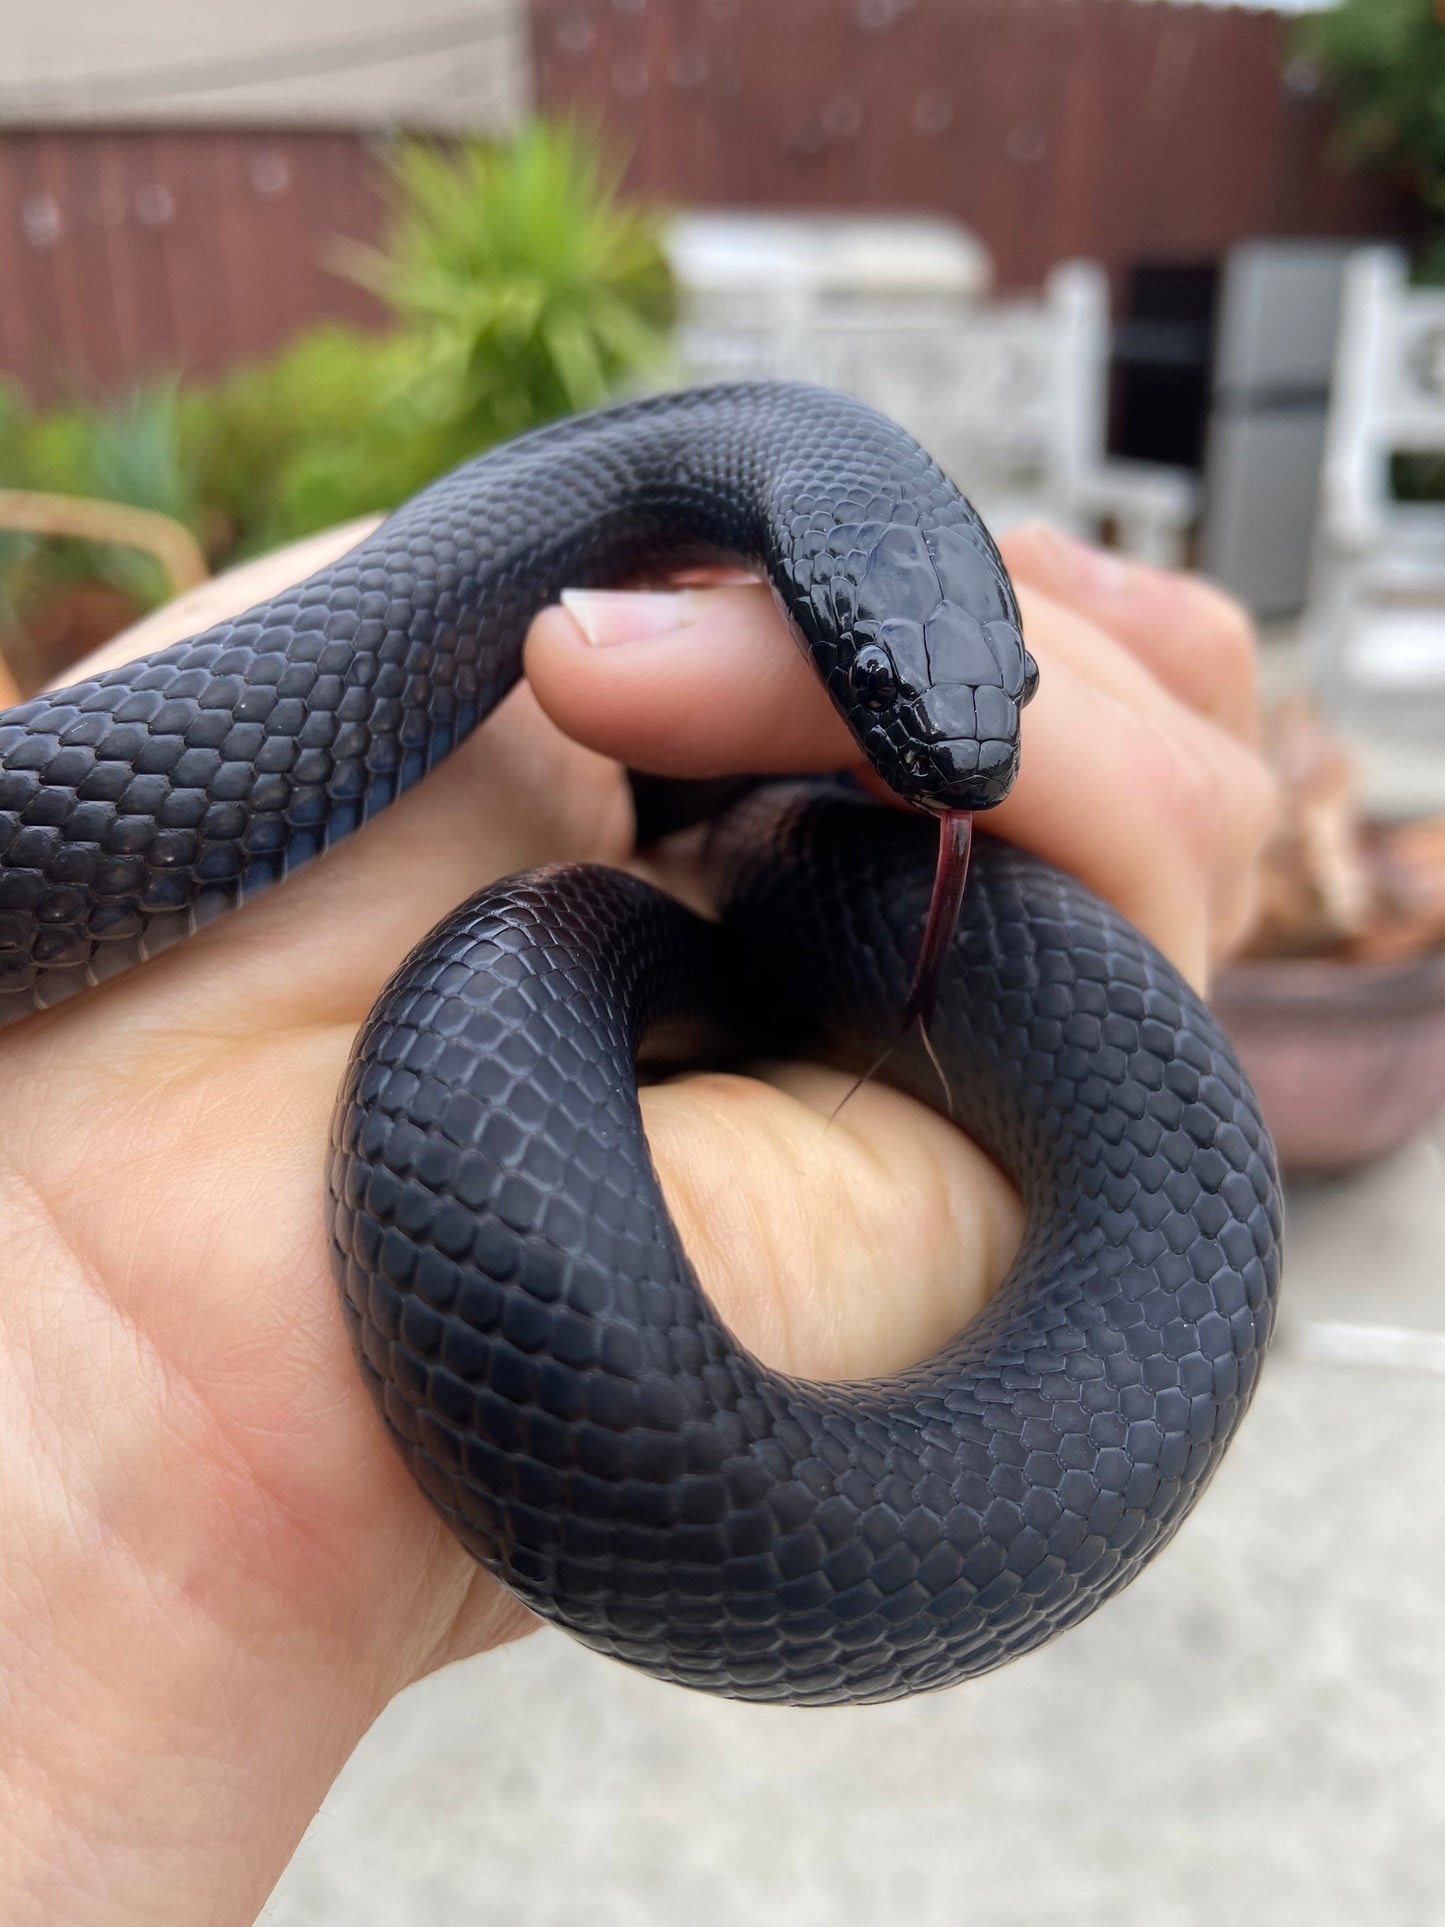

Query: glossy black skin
[
  {"left": 0, "top": 384, "right": 1030, "bottom": 1022},
  {"left": 0, "top": 384, "right": 1281, "bottom": 1706},
  {"left": 331, "top": 789, "right": 1280, "bottom": 1704}
]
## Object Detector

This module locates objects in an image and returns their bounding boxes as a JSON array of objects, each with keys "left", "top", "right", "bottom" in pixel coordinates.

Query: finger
[
  {"left": 527, "top": 577, "right": 1255, "bottom": 801},
  {"left": 997, "top": 579, "right": 1277, "bottom": 959},
  {"left": 526, "top": 584, "right": 858, "bottom": 778},
  {"left": 990, "top": 645, "right": 1275, "bottom": 986},
  {"left": 528, "top": 582, "right": 1274, "bottom": 984},
  {"left": 641, "top": 1066, "right": 1023, "bottom": 1381},
  {"left": 1000, "top": 523, "right": 1261, "bottom": 744}
]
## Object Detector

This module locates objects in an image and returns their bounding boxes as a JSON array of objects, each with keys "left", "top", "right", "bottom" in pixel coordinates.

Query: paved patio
[{"left": 261, "top": 1104, "right": 1445, "bottom": 1927}]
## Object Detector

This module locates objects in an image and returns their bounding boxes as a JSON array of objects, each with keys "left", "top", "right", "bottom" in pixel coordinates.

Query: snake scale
[{"left": 0, "top": 384, "right": 1282, "bottom": 1705}]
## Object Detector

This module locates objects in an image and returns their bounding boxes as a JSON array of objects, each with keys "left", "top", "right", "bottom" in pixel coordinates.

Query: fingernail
[
  {"left": 561, "top": 588, "right": 700, "bottom": 646},
  {"left": 1043, "top": 528, "right": 1136, "bottom": 598}
]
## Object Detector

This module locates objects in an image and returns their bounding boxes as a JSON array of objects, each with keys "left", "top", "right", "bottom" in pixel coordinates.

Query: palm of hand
[
  {"left": 5, "top": 683, "right": 636, "bottom": 1679},
  {"left": 7, "top": 664, "right": 1008, "bottom": 1689}
]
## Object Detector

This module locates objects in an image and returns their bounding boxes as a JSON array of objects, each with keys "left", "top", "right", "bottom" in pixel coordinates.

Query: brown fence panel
[
  {"left": 531, "top": 0, "right": 1408, "bottom": 294},
  {"left": 0, "top": 4, "right": 1410, "bottom": 403},
  {"left": 0, "top": 128, "right": 386, "bottom": 402}
]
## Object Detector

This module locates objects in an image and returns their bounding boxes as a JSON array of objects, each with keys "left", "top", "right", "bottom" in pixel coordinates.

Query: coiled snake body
[{"left": 0, "top": 385, "right": 1281, "bottom": 1705}]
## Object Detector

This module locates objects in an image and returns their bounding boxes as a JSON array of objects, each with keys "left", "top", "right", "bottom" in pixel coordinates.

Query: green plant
[
  {"left": 181, "top": 325, "right": 431, "bottom": 559},
  {"left": 1298, "top": 1, "right": 1445, "bottom": 498},
  {"left": 337, "top": 121, "right": 676, "bottom": 462},
  {"left": 0, "top": 120, "right": 676, "bottom": 651},
  {"left": 1298, "top": 0, "right": 1445, "bottom": 224},
  {"left": 0, "top": 382, "right": 200, "bottom": 616},
  {"left": 0, "top": 382, "right": 39, "bottom": 626}
]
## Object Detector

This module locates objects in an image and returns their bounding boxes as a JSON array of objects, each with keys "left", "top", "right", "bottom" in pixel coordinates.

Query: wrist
[
  {"left": 0, "top": 1182, "right": 526, "bottom": 1925},
  {"left": 2, "top": 1555, "right": 379, "bottom": 1926}
]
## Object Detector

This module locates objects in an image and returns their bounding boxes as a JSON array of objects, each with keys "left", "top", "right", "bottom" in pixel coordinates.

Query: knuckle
[
  {"left": 1129, "top": 723, "right": 1280, "bottom": 964},
  {"left": 1189, "top": 579, "right": 1258, "bottom": 680},
  {"left": 999, "top": 518, "right": 1056, "bottom": 562},
  {"left": 1232, "top": 748, "right": 1282, "bottom": 858},
  {"left": 1205, "top": 726, "right": 1280, "bottom": 860},
  {"left": 1130, "top": 718, "right": 1229, "bottom": 875},
  {"left": 998, "top": 521, "right": 1069, "bottom": 588}
]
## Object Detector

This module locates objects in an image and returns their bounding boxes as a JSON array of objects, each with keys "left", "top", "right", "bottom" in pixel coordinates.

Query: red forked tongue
[
  {"left": 831, "top": 808, "right": 972, "bottom": 1124},
  {"left": 903, "top": 808, "right": 974, "bottom": 1035},
  {"left": 901, "top": 808, "right": 972, "bottom": 1117}
]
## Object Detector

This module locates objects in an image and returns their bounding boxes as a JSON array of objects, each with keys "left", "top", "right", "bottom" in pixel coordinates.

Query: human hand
[{"left": 0, "top": 519, "right": 1274, "bottom": 1926}]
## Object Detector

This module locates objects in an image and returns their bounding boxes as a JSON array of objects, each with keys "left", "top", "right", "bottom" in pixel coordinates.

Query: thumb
[{"left": 524, "top": 584, "right": 861, "bottom": 780}]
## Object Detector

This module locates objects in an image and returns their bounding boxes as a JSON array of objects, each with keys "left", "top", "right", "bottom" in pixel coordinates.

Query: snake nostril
[{"left": 849, "top": 644, "right": 899, "bottom": 713}]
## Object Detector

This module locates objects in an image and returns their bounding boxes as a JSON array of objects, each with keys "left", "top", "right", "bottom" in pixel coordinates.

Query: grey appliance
[{"left": 1201, "top": 241, "right": 1356, "bottom": 620}]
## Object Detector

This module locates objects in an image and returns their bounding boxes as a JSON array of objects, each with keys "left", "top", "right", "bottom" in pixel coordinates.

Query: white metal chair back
[
  {"left": 1308, "top": 247, "right": 1445, "bottom": 712},
  {"left": 1322, "top": 247, "right": 1445, "bottom": 551}
]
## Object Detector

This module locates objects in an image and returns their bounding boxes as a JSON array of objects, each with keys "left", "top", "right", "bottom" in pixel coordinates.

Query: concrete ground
[{"left": 260, "top": 1105, "right": 1445, "bottom": 1927}]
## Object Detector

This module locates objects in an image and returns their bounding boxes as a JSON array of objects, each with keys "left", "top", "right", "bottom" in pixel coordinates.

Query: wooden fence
[
  {"left": 0, "top": 0, "right": 1410, "bottom": 402},
  {"left": 0, "top": 128, "right": 385, "bottom": 401},
  {"left": 532, "top": 0, "right": 1406, "bottom": 295}
]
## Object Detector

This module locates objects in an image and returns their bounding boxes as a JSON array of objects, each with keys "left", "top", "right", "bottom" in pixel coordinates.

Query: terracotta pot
[
  {"left": 1211, "top": 948, "right": 1445, "bottom": 1175},
  {"left": 0, "top": 582, "right": 140, "bottom": 695}
]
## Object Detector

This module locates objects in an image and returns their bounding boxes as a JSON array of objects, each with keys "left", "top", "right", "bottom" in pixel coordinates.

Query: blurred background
[{"left": 3, "top": 1, "right": 1444, "bottom": 1920}]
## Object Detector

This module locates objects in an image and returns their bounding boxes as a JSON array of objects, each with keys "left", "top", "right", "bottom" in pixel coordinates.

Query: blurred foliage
[
  {"left": 0, "top": 121, "right": 674, "bottom": 647},
  {"left": 1297, "top": 0, "right": 1445, "bottom": 240},
  {"left": 1300, "top": 0, "right": 1445, "bottom": 501},
  {"left": 1390, "top": 450, "right": 1445, "bottom": 502},
  {"left": 0, "top": 381, "right": 200, "bottom": 622},
  {"left": 181, "top": 326, "right": 434, "bottom": 557},
  {"left": 335, "top": 121, "right": 675, "bottom": 460}
]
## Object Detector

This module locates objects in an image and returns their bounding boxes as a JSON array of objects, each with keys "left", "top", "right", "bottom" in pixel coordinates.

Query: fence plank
[
  {"left": 532, "top": 0, "right": 1406, "bottom": 294},
  {"left": 0, "top": 129, "right": 387, "bottom": 401}
]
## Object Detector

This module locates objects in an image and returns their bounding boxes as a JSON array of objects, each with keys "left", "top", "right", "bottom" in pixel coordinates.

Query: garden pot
[{"left": 1212, "top": 947, "right": 1445, "bottom": 1175}]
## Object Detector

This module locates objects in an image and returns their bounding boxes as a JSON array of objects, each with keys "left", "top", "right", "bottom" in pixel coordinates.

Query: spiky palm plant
[
  {"left": 0, "top": 120, "right": 677, "bottom": 660},
  {"left": 1298, "top": 0, "right": 1445, "bottom": 228},
  {"left": 336, "top": 122, "right": 676, "bottom": 461}
]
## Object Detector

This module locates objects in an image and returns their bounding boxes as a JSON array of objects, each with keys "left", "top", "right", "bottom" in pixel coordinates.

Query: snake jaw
[{"left": 1021, "top": 648, "right": 1041, "bottom": 706}]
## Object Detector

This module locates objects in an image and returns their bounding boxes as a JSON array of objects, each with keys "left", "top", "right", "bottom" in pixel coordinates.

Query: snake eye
[{"left": 849, "top": 644, "right": 899, "bottom": 712}]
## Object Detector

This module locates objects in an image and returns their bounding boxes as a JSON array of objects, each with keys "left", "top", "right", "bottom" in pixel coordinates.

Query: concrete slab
[
  {"left": 1280, "top": 1110, "right": 1445, "bottom": 1338},
  {"left": 261, "top": 1274, "right": 1445, "bottom": 1926}
]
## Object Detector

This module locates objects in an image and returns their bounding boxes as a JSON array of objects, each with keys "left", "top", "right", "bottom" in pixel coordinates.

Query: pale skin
[{"left": 0, "top": 518, "right": 1276, "bottom": 1925}]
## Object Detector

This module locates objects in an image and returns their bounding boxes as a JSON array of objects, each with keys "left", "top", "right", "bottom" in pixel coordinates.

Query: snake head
[{"left": 820, "top": 520, "right": 1038, "bottom": 813}]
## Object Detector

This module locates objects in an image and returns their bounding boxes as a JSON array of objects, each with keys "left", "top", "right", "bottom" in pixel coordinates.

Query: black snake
[{"left": 0, "top": 384, "right": 1282, "bottom": 1705}]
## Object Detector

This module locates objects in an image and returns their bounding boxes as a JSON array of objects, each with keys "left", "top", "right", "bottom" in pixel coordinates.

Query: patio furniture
[
  {"left": 0, "top": 488, "right": 208, "bottom": 691},
  {"left": 0, "top": 489, "right": 208, "bottom": 597},
  {"left": 667, "top": 216, "right": 1197, "bottom": 563},
  {"left": 1201, "top": 242, "right": 1354, "bottom": 620},
  {"left": 1305, "top": 247, "right": 1445, "bottom": 716}
]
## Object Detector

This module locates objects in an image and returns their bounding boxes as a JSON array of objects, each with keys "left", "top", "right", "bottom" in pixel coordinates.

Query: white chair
[
  {"left": 1306, "top": 247, "right": 1445, "bottom": 710},
  {"left": 666, "top": 210, "right": 993, "bottom": 388},
  {"left": 966, "top": 261, "right": 1196, "bottom": 566},
  {"left": 667, "top": 220, "right": 1197, "bottom": 565}
]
